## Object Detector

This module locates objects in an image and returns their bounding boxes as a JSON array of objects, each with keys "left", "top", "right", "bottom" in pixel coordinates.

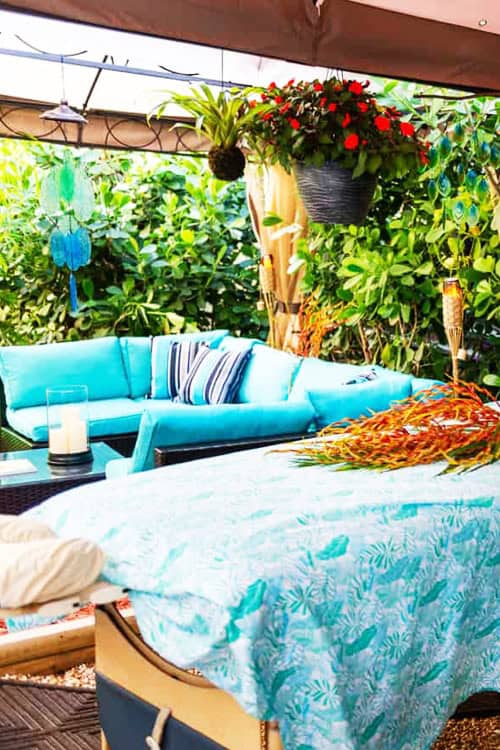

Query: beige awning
[{"left": 2, "top": 0, "right": 499, "bottom": 92}]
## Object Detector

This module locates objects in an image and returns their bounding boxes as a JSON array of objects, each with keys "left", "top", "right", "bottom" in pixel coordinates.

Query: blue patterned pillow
[
  {"left": 164, "top": 341, "right": 209, "bottom": 400},
  {"left": 178, "top": 348, "right": 251, "bottom": 405}
]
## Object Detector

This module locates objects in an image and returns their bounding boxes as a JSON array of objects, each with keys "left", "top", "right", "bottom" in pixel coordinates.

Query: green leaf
[{"left": 262, "top": 214, "right": 283, "bottom": 227}]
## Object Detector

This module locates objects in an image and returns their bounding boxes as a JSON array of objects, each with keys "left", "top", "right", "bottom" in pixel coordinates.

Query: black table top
[{"left": 0, "top": 442, "right": 121, "bottom": 489}]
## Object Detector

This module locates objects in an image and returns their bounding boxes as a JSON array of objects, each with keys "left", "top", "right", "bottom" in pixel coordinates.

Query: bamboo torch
[
  {"left": 442, "top": 278, "right": 464, "bottom": 383},
  {"left": 259, "top": 254, "right": 276, "bottom": 348}
]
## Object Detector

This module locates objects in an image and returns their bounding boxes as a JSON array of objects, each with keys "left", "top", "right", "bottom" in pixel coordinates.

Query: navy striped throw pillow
[
  {"left": 165, "top": 341, "right": 210, "bottom": 400},
  {"left": 178, "top": 348, "right": 251, "bottom": 405}
]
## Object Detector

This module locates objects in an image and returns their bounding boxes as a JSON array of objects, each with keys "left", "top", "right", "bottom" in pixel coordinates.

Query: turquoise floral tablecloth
[{"left": 24, "top": 444, "right": 500, "bottom": 750}]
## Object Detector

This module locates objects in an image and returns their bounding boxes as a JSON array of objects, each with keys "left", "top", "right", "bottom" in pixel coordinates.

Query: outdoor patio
[{"left": 0, "top": 2, "right": 499, "bottom": 750}]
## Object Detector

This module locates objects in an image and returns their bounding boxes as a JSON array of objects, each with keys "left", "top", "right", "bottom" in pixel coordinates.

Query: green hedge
[{"left": 0, "top": 141, "right": 267, "bottom": 344}]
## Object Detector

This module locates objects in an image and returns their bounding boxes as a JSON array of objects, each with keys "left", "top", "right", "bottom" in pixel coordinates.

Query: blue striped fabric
[
  {"left": 165, "top": 341, "right": 209, "bottom": 400},
  {"left": 178, "top": 348, "right": 251, "bottom": 405}
]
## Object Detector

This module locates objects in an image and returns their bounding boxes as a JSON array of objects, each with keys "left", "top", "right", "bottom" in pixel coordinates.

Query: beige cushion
[
  {"left": 0, "top": 514, "right": 56, "bottom": 543},
  {"left": 0, "top": 537, "right": 105, "bottom": 608}
]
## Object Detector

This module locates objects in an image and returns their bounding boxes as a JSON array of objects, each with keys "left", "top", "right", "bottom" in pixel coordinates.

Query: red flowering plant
[{"left": 242, "top": 78, "right": 427, "bottom": 179}]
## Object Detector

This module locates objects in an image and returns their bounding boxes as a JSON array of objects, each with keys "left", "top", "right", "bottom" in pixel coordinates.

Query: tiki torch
[
  {"left": 442, "top": 278, "right": 464, "bottom": 383},
  {"left": 259, "top": 254, "right": 276, "bottom": 348}
]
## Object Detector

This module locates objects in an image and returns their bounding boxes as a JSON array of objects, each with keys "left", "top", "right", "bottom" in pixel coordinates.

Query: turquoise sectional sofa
[{"left": 0, "top": 332, "right": 439, "bottom": 460}]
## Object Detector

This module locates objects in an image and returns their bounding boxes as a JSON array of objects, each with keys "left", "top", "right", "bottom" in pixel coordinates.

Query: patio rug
[
  {"left": 0, "top": 680, "right": 498, "bottom": 749},
  {"left": 0, "top": 681, "right": 100, "bottom": 749}
]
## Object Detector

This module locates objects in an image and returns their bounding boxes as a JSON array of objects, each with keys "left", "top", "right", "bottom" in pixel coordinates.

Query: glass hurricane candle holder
[{"left": 46, "top": 385, "right": 92, "bottom": 466}]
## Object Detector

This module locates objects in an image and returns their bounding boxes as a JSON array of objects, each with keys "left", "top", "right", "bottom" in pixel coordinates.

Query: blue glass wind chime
[{"left": 40, "top": 153, "right": 95, "bottom": 312}]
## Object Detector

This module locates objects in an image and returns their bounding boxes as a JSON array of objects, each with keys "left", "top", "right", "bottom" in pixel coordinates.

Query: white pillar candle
[
  {"left": 48, "top": 426, "right": 69, "bottom": 454},
  {"left": 68, "top": 421, "right": 88, "bottom": 453}
]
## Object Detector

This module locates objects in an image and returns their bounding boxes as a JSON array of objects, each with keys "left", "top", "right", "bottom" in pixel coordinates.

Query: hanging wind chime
[{"left": 40, "top": 152, "right": 95, "bottom": 312}]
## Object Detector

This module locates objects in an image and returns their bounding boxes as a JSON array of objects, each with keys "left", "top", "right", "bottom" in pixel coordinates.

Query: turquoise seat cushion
[
  {"left": 178, "top": 347, "right": 251, "bottom": 405},
  {"left": 0, "top": 337, "right": 129, "bottom": 409},
  {"left": 7, "top": 398, "right": 146, "bottom": 443},
  {"left": 289, "top": 357, "right": 372, "bottom": 401},
  {"left": 307, "top": 375, "right": 413, "bottom": 429},
  {"left": 135, "top": 400, "right": 315, "bottom": 471},
  {"left": 151, "top": 330, "right": 228, "bottom": 399},
  {"left": 236, "top": 346, "right": 301, "bottom": 403},
  {"left": 120, "top": 337, "right": 152, "bottom": 398}
]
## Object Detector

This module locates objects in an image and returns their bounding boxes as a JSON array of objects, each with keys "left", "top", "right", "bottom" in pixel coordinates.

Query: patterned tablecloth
[{"left": 23, "top": 444, "right": 500, "bottom": 750}]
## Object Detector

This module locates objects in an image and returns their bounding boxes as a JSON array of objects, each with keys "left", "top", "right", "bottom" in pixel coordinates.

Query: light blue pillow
[
  {"left": 178, "top": 347, "right": 251, "bottom": 405},
  {"left": 0, "top": 337, "right": 129, "bottom": 409},
  {"left": 119, "top": 337, "right": 152, "bottom": 398},
  {"left": 236, "top": 346, "right": 302, "bottom": 403},
  {"left": 307, "top": 375, "right": 413, "bottom": 429},
  {"left": 150, "top": 330, "right": 228, "bottom": 399}
]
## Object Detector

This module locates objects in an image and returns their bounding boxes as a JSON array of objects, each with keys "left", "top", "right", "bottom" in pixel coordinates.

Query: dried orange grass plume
[
  {"left": 289, "top": 381, "right": 500, "bottom": 474},
  {"left": 296, "top": 295, "right": 342, "bottom": 357}
]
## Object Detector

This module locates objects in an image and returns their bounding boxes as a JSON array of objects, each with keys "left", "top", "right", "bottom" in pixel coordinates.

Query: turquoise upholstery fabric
[
  {"left": 127, "top": 400, "right": 315, "bottom": 473},
  {"left": 7, "top": 398, "right": 146, "bottom": 442},
  {"left": 289, "top": 357, "right": 370, "bottom": 401},
  {"left": 119, "top": 337, "right": 152, "bottom": 398},
  {"left": 0, "top": 337, "right": 129, "bottom": 409},
  {"left": 217, "top": 335, "right": 264, "bottom": 352},
  {"left": 307, "top": 375, "right": 413, "bottom": 429},
  {"left": 236, "top": 346, "right": 301, "bottom": 403},
  {"left": 105, "top": 457, "right": 134, "bottom": 479},
  {"left": 150, "top": 330, "right": 228, "bottom": 399}
]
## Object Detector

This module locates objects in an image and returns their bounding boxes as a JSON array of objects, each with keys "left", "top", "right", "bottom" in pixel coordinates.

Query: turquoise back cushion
[
  {"left": 0, "top": 337, "right": 130, "bottom": 409},
  {"left": 307, "top": 375, "right": 413, "bottom": 429},
  {"left": 119, "top": 337, "right": 152, "bottom": 398},
  {"left": 150, "top": 331, "right": 228, "bottom": 399},
  {"left": 236, "top": 346, "right": 301, "bottom": 403},
  {"left": 289, "top": 357, "right": 366, "bottom": 401}
]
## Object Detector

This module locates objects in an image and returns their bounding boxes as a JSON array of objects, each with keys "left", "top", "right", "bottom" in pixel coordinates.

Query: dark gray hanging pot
[{"left": 293, "top": 161, "right": 377, "bottom": 225}]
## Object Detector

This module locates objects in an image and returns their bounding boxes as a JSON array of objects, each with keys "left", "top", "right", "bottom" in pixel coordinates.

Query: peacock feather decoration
[{"left": 40, "top": 152, "right": 95, "bottom": 311}]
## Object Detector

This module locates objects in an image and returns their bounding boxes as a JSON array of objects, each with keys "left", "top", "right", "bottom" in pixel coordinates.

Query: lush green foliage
[
  {"left": 297, "top": 89, "right": 499, "bottom": 386},
  {"left": 0, "top": 141, "right": 266, "bottom": 345},
  {"left": 243, "top": 78, "right": 427, "bottom": 178}
]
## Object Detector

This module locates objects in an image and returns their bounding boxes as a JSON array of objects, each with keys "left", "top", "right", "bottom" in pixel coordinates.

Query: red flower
[
  {"left": 319, "top": 97, "right": 327, "bottom": 107},
  {"left": 344, "top": 133, "right": 359, "bottom": 150},
  {"left": 279, "top": 102, "right": 291, "bottom": 114},
  {"left": 261, "top": 93, "right": 268, "bottom": 101},
  {"left": 274, "top": 96, "right": 283, "bottom": 104},
  {"left": 288, "top": 118, "right": 300, "bottom": 130},
  {"left": 341, "top": 112, "right": 351, "bottom": 128},
  {"left": 419, "top": 150, "right": 430, "bottom": 165},
  {"left": 262, "top": 112, "right": 273, "bottom": 121},
  {"left": 357, "top": 102, "right": 369, "bottom": 113},
  {"left": 374, "top": 115, "right": 391, "bottom": 131},
  {"left": 348, "top": 81, "right": 364, "bottom": 95},
  {"left": 268, "top": 81, "right": 277, "bottom": 91},
  {"left": 328, "top": 102, "right": 337, "bottom": 112},
  {"left": 313, "top": 82, "right": 324, "bottom": 92},
  {"left": 362, "top": 139, "right": 368, "bottom": 145},
  {"left": 248, "top": 100, "right": 257, "bottom": 109},
  {"left": 399, "top": 121, "right": 415, "bottom": 137},
  {"left": 287, "top": 78, "right": 295, "bottom": 86}
]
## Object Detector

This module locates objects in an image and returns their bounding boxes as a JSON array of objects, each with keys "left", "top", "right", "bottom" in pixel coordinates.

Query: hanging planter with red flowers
[{"left": 242, "top": 78, "right": 428, "bottom": 225}]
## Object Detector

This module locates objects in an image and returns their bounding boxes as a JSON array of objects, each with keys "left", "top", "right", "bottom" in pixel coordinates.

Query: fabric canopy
[{"left": 1, "top": 0, "right": 499, "bottom": 93}]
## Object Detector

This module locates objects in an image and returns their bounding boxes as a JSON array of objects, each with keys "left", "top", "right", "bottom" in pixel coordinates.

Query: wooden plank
[{"left": 0, "top": 609, "right": 136, "bottom": 676}]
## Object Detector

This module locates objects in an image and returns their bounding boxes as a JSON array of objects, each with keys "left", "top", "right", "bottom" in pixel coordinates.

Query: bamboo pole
[{"left": 442, "top": 278, "right": 464, "bottom": 384}]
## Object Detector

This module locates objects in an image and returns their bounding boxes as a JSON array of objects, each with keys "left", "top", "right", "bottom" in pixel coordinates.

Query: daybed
[
  {"left": 20, "top": 442, "right": 500, "bottom": 750},
  {"left": 0, "top": 333, "right": 439, "bottom": 459}
]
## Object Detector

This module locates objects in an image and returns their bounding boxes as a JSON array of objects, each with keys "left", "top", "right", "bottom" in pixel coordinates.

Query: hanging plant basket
[{"left": 293, "top": 161, "right": 377, "bottom": 225}]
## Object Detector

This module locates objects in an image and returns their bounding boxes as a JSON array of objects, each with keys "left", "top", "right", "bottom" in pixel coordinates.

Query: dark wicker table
[{"left": 0, "top": 442, "right": 122, "bottom": 515}]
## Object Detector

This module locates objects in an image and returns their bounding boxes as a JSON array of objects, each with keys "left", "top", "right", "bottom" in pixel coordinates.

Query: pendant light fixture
[{"left": 41, "top": 55, "right": 87, "bottom": 124}]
